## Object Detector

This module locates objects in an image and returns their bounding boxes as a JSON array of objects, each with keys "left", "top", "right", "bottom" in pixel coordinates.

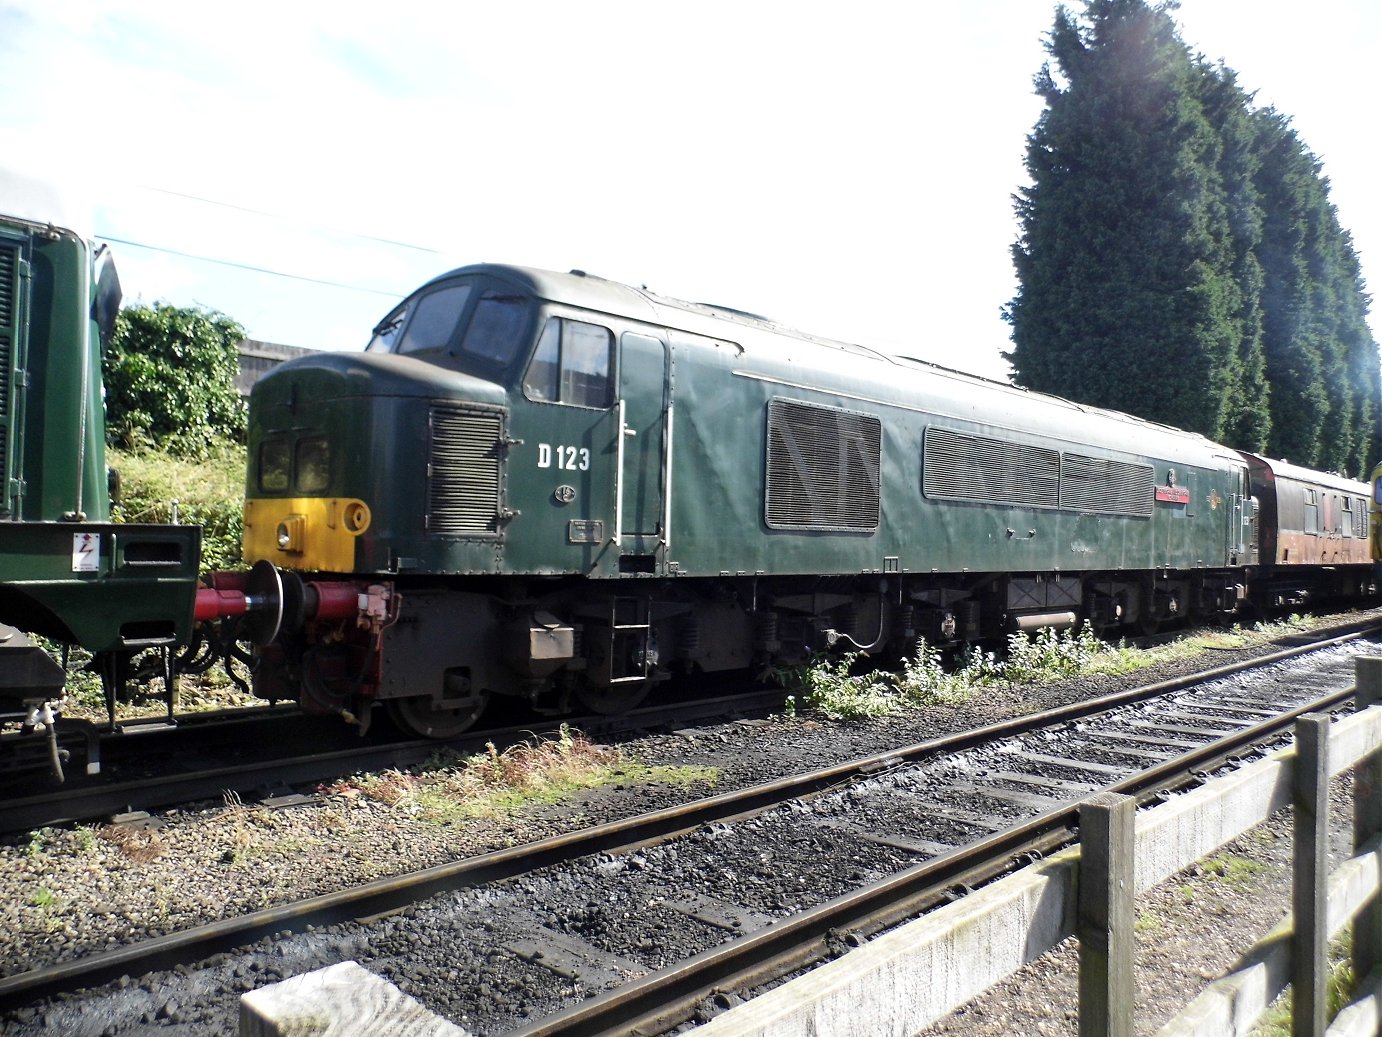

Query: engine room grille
[
  {"left": 427, "top": 406, "right": 503, "bottom": 535},
  {"left": 765, "top": 398, "right": 880, "bottom": 531},
  {"left": 924, "top": 426, "right": 1154, "bottom": 517},
  {"left": 1060, "top": 453, "right": 1154, "bottom": 516},
  {"left": 924, "top": 426, "right": 1059, "bottom": 508}
]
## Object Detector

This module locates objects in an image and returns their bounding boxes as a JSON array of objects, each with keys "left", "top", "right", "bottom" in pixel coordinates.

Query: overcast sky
[{"left": 1, "top": 1, "right": 1376, "bottom": 381}]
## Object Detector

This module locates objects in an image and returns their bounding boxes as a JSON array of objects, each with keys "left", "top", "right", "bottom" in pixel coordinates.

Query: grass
[
  {"left": 109, "top": 442, "right": 246, "bottom": 572},
  {"left": 323, "top": 724, "right": 720, "bottom": 824},
  {"left": 1250, "top": 939, "right": 1355, "bottom": 1035},
  {"left": 783, "top": 613, "right": 1326, "bottom": 722},
  {"left": 1198, "top": 851, "right": 1267, "bottom": 891}
]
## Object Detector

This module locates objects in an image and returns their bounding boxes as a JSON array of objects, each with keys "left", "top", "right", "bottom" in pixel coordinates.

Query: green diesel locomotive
[
  {"left": 218, "top": 263, "right": 1374, "bottom": 738},
  {"left": 0, "top": 174, "right": 202, "bottom": 774}
]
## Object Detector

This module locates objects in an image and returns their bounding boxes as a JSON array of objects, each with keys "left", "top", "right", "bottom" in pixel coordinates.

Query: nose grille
[{"left": 427, "top": 406, "right": 504, "bottom": 535}]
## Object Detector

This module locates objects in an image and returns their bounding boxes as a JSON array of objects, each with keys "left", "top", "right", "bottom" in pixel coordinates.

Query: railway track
[
  {"left": 5, "top": 613, "right": 1372, "bottom": 834},
  {"left": 0, "top": 688, "right": 788, "bottom": 834},
  {"left": 1, "top": 621, "right": 1376, "bottom": 1035}
]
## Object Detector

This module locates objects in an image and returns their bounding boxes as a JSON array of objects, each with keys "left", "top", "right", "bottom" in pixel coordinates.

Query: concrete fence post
[
  {"left": 1353, "top": 657, "right": 1382, "bottom": 989},
  {"left": 1293, "top": 713, "right": 1330, "bottom": 1037},
  {"left": 1078, "top": 791, "right": 1136, "bottom": 1037}
]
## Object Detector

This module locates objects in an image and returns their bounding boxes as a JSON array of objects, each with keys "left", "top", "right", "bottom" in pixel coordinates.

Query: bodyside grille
[
  {"left": 427, "top": 406, "right": 503, "bottom": 535},
  {"left": 923, "top": 425, "right": 1154, "bottom": 517},
  {"left": 1060, "top": 453, "right": 1153, "bottom": 516},
  {"left": 765, "top": 398, "right": 880, "bottom": 531},
  {"left": 924, "top": 426, "right": 1059, "bottom": 508}
]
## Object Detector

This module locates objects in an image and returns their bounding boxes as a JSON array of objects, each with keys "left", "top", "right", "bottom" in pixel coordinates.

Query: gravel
[{"left": 1, "top": 614, "right": 1377, "bottom": 1035}]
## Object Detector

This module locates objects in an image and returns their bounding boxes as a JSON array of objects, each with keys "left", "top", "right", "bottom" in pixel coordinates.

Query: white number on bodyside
[{"left": 537, "top": 444, "right": 590, "bottom": 471}]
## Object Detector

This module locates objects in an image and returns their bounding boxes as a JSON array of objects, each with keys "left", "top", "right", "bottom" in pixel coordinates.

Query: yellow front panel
[
  {"left": 242, "top": 497, "right": 371, "bottom": 573},
  {"left": 1371, "top": 465, "right": 1382, "bottom": 562}
]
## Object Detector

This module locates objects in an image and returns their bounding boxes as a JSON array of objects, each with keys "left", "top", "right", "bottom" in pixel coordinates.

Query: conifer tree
[
  {"left": 1006, "top": 0, "right": 1240, "bottom": 440},
  {"left": 1006, "top": 0, "right": 1379, "bottom": 476}
]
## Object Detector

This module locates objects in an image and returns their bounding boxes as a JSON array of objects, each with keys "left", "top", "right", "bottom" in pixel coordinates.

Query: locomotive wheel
[
  {"left": 386, "top": 691, "right": 490, "bottom": 739},
  {"left": 575, "top": 680, "right": 649, "bottom": 715}
]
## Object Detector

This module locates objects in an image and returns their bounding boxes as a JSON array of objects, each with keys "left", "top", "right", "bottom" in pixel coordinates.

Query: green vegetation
[
  {"left": 1251, "top": 939, "right": 1354, "bottom": 1036},
  {"left": 324, "top": 724, "right": 720, "bottom": 823},
  {"left": 104, "top": 302, "right": 247, "bottom": 458},
  {"left": 1006, "top": 0, "right": 1378, "bottom": 476},
  {"left": 783, "top": 615, "right": 1317, "bottom": 722},
  {"left": 1198, "top": 852, "right": 1266, "bottom": 891},
  {"left": 109, "top": 442, "right": 245, "bottom": 572},
  {"left": 781, "top": 623, "right": 1128, "bottom": 721}
]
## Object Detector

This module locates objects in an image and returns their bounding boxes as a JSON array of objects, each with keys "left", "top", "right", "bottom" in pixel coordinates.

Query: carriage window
[
  {"left": 1343, "top": 496, "right": 1354, "bottom": 536},
  {"left": 259, "top": 439, "right": 290, "bottom": 493},
  {"left": 295, "top": 437, "right": 331, "bottom": 494},
  {"left": 396, "top": 283, "right": 473, "bottom": 354},
  {"left": 461, "top": 291, "right": 528, "bottom": 364},
  {"left": 523, "top": 317, "right": 613, "bottom": 408},
  {"left": 1302, "top": 488, "right": 1319, "bottom": 534}
]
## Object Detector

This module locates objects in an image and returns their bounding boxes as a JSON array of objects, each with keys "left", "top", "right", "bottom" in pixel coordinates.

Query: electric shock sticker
[{"left": 72, "top": 532, "right": 100, "bottom": 572}]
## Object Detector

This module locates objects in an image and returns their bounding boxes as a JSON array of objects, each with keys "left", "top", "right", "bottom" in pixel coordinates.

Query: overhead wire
[
  {"left": 138, "top": 186, "right": 445, "bottom": 255},
  {"left": 94, "top": 182, "right": 453, "bottom": 297},
  {"left": 94, "top": 234, "right": 407, "bottom": 297}
]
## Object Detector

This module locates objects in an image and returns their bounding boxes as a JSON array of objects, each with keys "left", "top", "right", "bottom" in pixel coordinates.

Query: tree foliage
[
  {"left": 1005, "top": 0, "right": 1378, "bottom": 476},
  {"left": 104, "top": 302, "right": 247, "bottom": 457}
]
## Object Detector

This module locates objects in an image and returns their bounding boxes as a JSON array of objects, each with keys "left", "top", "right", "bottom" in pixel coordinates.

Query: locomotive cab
[{"left": 237, "top": 266, "right": 677, "bottom": 734}]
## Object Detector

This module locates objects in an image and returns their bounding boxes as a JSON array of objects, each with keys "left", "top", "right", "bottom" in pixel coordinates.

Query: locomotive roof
[
  {"left": 0, "top": 168, "right": 92, "bottom": 241},
  {"left": 419, "top": 263, "right": 1240, "bottom": 466}
]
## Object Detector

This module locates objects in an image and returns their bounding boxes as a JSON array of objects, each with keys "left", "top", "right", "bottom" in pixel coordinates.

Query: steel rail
[
  {"left": 504, "top": 678, "right": 1365, "bottom": 1035},
  {"left": 0, "top": 690, "right": 787, "bottom": 834},
  {"left": 0, "top": 622, "right": 1374, "bottom": 1010}
]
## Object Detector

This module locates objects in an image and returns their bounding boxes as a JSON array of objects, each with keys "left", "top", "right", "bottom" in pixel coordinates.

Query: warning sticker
[{"left": 72, "top": 532, "right": 100, "bottom": 573}]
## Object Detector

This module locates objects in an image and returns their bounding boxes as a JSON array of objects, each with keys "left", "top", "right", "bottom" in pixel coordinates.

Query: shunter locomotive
[
  {"left": 200, "top": 263, "right": 1376, "bottom": 738},
  {"left": 0, "top": 175, "right": 202, "bottom": 775}
]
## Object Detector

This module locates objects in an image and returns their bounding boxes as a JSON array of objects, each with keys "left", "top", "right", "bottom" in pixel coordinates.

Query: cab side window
[{"left": 523, "top": 317, "right": 613, "bottom": 408}]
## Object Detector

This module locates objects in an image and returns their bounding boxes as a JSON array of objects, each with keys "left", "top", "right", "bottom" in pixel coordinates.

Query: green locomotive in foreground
[
  {"left": 212, "top": 264, "right": 1374, "bottom": 738},
  {"left": 0, "top": 175, "right": 202, "bottom": 774}
]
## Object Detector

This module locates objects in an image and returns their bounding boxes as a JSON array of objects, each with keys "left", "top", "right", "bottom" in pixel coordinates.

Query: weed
[
  {"left": 1199, "top": 852, "right": 1266, "bottom": 891},
  {"left": 26, "top": 828, "right": 59, "bottom": 860},
  {"left": 783, "top": 611, "right": 1344, "bottom": 724},
  {"left": 1251, "top": 938, "right": 1353, "bottom": 1035},
  {"left": 1134, "top": 910, "right": 1161, "bottom": 933},
  {"left": 324, "top": 726, "right": 720, "bottom": 823},
  {"left": 98, "top": 824, "right": 168, "bottom": 863},
  {"left": 795, "top": 653, "right": 900, "bottom": 721},
  {"left": 784, "top": 622, "right": 1127, "bottom": 720},
  {"left": 29, "top": 887, "right": 58, "bottom": 909}
]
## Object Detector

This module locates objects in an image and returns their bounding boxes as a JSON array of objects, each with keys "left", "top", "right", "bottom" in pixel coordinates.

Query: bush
[
  {"left": 109, "top": 443, "right": 246, "bottom": 572},
  {"left": 104, "top": 303, "right": 247, "bottom": 457}
]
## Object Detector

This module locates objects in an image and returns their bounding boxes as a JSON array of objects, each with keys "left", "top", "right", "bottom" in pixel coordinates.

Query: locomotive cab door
[{"left": 615, "top": 332, "right": 670, "bottom": 566}]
